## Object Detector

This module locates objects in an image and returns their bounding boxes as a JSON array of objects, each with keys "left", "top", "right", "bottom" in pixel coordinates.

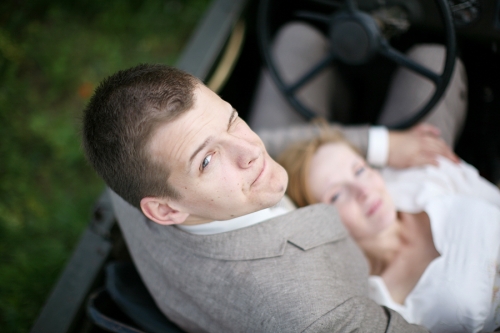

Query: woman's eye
[
  {"left": 201, "top": 155, "right": 212, "bottom": 170},
  {"left": 330, "top": 193, "right": 340, "bottom": 203},
  {"left": 355, "top": 166, "right": 365, "bottom": 176}
]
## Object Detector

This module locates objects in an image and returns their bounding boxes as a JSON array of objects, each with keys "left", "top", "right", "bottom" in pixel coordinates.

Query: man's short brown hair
[{"left": 82, "top": 64, "right": 200, "bottom": 208}]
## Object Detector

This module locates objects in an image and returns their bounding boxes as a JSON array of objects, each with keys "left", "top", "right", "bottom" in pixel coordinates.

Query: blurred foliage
[{"left": 0, "top": 0, "right": 210, "bottom": 332}]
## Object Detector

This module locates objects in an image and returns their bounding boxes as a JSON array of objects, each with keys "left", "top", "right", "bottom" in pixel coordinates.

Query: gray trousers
[{"left": 249, "top": 22, "right": 467, "bottom": 148}]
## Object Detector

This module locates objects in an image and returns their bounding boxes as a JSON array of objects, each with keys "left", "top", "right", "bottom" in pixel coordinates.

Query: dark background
[{"left": 0, "top": 1, "right": 209, "bottom": 332}]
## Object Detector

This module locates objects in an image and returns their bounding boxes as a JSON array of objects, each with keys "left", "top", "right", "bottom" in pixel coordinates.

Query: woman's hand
[{"left": 388, "top": 123, "right": 459, "bottom": 169}]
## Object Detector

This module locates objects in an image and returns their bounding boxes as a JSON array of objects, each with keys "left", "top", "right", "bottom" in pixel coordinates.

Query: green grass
[{"left": 0, "top": 1, "right": 210, "bottom": 332}]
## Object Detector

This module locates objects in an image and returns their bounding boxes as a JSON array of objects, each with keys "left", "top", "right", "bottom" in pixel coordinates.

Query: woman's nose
[{"left": 354, "top": 184, "right": 369, "bottom": 201}]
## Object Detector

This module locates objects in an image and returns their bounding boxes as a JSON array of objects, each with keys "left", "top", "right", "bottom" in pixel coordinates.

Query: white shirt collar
[{"left": 177, "top": 196, "right": 296, "bottom": 235}]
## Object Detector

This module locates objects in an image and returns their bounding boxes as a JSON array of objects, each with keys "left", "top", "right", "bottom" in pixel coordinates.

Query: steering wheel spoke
[
  {"left": 309, "top": 0, "right": 344, "bottom": 8},
  {"left": 379, "top": 41, "right": 442, "bottom": 85},
  {"left": 284, "top": 52, "right": 336, "bottom": 94},
  {"left": 344, "top": 0, "right": 357, "bottom": 12},
  {"left": 295, "top": 11, "right": 331, "bottom": 24}
]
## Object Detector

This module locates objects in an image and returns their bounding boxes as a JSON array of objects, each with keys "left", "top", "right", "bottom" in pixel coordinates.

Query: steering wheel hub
[{"left": 330, "top": 12, "right": 381, "bottom": 65}]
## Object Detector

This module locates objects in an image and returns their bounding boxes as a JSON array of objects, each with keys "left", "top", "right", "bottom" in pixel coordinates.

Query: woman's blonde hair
[{"left": 277, "top": 124, "right": 359, "bottom": 207}]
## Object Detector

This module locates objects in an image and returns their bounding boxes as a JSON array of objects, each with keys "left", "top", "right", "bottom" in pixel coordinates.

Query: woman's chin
[{"left": 374, "top": 209, "right": 397, "bottom": 233}]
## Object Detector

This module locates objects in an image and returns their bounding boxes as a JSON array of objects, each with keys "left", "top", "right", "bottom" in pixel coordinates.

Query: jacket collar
[{"left": 148, "top": 204, "right": 348, "bottom": 260}]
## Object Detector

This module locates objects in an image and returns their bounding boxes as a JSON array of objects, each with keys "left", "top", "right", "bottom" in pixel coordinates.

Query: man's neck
[{"left": 177, "top": 197, "right": 295, "bottom": 235}]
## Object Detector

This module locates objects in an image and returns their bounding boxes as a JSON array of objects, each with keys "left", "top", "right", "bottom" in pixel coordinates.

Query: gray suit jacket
[{"left": 110, "top": 190, "right": 427, "bottom": 333}]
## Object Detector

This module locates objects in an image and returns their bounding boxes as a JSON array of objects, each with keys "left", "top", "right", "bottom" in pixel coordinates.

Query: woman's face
[{"left": 308, "top": 143, "right": 396, "bottom": 240}]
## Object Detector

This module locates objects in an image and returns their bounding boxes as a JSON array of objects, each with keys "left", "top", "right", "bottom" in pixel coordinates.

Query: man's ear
[{"left": 140, "top": 197, "right": 189, "bottom": 225}]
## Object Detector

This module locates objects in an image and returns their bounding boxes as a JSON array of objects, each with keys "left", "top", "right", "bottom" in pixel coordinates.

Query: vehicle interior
[{"left": 30, "top": 0, "right": 500, "bottom": 332}]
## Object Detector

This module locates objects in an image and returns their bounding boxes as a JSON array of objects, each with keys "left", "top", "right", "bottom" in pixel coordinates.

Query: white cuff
[{"left": 367, "top": 126, "right": 389, "bottom": 167}]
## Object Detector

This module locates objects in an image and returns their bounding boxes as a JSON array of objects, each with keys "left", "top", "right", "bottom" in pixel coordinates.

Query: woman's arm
[{"left": 257, "top": 123, "right": 370, "bottom": 159}]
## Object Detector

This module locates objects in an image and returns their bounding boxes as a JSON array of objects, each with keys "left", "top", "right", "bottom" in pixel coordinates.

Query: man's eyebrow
[
  {"left": 188, "top": 109, "right": 236, "bottom": 169},
  {"left": 227, "top": 108, "right": 237, "bottom": 131},
  {"left": 189, "top": 137, "right": 212, "bottom": 167}
]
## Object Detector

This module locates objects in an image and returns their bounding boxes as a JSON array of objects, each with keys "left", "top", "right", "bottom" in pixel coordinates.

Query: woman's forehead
[
  {"left": 309, "top": 142, "right": 361, "bottom": 196},
  {"left": 314, "top": 142, "right": 359, "bottom": 166}
]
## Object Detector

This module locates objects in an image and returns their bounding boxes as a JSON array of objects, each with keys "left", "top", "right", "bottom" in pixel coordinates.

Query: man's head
[
  {"left": 83, "top": 64, "right": 198, "bottom": 209},
  {"left": 83, "top": 64, "right": 288, "bottom": 226}
]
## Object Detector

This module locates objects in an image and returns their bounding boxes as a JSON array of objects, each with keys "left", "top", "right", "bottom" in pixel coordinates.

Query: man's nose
[{"left": 229, "top": 137, "right": 260, "bottom": 168}]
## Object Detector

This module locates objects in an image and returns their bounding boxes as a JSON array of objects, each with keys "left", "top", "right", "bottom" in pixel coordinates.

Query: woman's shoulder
[
  {"left": 425, "top": 195, "right": 500, "bottom": 253},
  {"left": 370, "top": 196, "right": 500, "bottom": 331},
  {"left": 407, "top": 196, "right": 500, "bottom": 331}
]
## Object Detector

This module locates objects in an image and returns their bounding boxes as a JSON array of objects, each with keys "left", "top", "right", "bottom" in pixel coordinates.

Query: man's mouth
[{"left": 367, "top": 199, "right": 382, "bottom": 216}]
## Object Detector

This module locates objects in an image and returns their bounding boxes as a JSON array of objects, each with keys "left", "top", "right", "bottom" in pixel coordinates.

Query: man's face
[{"left": 148, "top": 84, "right": 288, "bottom": 225}]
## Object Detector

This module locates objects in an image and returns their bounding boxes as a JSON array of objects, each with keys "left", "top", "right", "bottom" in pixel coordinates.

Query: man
[{"left": 83, "top": 64, "right": 430, "bottom": 332}]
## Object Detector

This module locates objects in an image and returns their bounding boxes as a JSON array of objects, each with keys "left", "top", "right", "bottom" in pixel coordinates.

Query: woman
[{"left": 278, "top": 130, "right": 500, "bottom": 333}]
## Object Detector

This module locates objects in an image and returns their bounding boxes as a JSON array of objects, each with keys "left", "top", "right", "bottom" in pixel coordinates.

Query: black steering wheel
[{"left": 257, "top": 0, "right": 456, "bottom": 130}]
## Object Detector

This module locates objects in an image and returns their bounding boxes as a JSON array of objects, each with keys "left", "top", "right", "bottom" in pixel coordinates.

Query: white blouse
[{"left": 369, "top": 157, "right": 500, "bottom": 332}]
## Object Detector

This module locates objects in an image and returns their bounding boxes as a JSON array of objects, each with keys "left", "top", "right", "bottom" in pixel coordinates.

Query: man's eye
[
  {"left": 355, "top": 166, "right": 365, "bottom": 176},
  {"left": 201, "top": 155, "right": 212, "bottom": 170}
]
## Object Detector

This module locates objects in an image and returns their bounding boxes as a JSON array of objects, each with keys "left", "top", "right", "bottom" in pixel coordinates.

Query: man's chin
[
  {"left": 259, "top": 189, "right": 287, "bottom": 211},
  {"left": 272, "top": 163, "right": 288, "bottom": 192}
]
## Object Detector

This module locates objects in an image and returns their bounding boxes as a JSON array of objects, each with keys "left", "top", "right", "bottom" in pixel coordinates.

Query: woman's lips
[{"left": 367, "top": 199, "right": 382, "bottom": 216}]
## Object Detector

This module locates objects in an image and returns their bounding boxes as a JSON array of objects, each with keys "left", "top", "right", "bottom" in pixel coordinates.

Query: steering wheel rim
[{"left": 257, "top": 0, "right": 456, "bottom": 130}]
